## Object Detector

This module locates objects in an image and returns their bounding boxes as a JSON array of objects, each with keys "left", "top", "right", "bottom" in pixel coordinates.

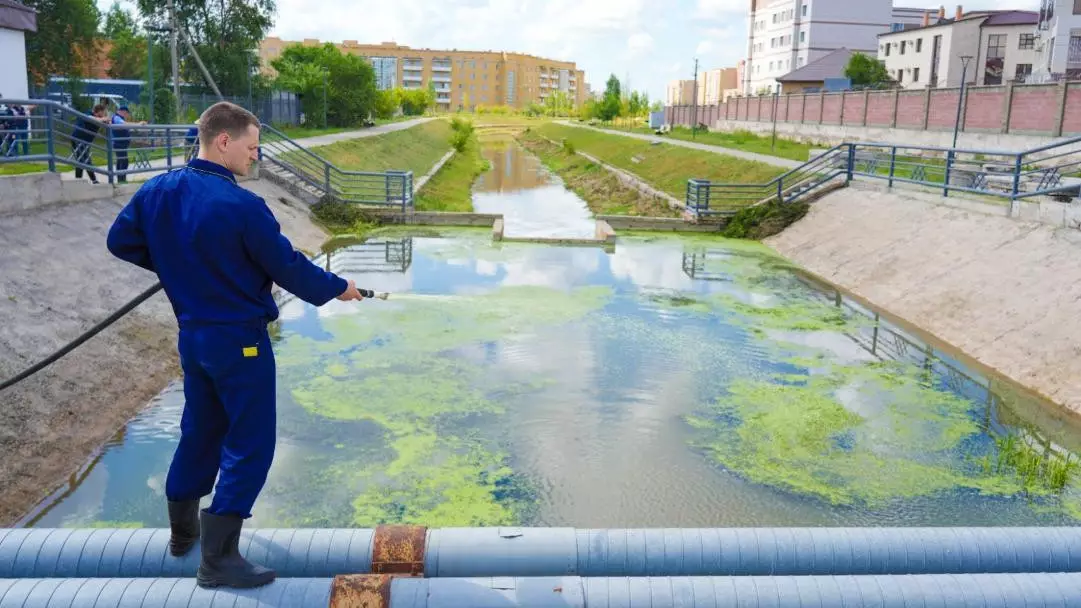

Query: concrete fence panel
[
  {"left": 928, "top": 89, "right": 961, "bottom": 130},
  {"left": 1062, "top": 84, "right": 1081, "bottom": 135},
  {"left": 805, "top": 95, "right": 822, "bottom": 124}
]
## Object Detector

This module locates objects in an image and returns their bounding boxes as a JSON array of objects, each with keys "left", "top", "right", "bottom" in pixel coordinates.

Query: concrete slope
[
  {"left": 0, "top": 174, "right": 329, "bottom": 526},
  {"left": 766, "top": 184, "right": 1081, "bottom": 415}
]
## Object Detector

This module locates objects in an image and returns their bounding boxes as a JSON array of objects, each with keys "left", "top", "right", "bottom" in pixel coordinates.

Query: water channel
[{"left": 24, "top": 138, "right": 1081, "bottom": 529}]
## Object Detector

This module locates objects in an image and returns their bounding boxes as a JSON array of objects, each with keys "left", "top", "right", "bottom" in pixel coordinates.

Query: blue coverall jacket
[{"left": 106, "top": 158, "right": 347, "bottom": 517}]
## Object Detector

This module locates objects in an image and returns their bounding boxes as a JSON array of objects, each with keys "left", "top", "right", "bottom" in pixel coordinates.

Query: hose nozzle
[{"left": 358, "top": 288, "right": 389, "bottom": 300}]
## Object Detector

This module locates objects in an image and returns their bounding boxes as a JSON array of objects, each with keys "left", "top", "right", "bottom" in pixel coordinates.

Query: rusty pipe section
[
  {"left": 5, "top": 526, "right": 1081, "bottom": 580},
  {"left": 5, "top": 573, "right": 1081, "bottom": 606}
]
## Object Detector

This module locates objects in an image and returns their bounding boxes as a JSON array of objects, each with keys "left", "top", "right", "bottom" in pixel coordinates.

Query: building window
[
  {"left": 985, "top": 34, "right": 1006, "bottom": 85},
  {"left": 900, "top": 40, "right": 906, "bottom": 54},
  {"left": 1015, "top": 63, "right": 1033, "bottom": 81},
  {"left": 884, "top": 43, "right": 891, "bottom": 57},
  {"left": 913, "top": 67, "right": 920, "bottom": 82},
  {"left": 890, "top": 23, "right": 904, "bottom": 32},
  {"left": 1019, "top": 33, "right": 1035, "bottom": 49},
  {"left": 799, "top": 31, "right": 805, "bottom": 43},
  {"left": 916, "top": 38, "right": 923, "bottom": 52},
  {"left": 798, "top": 57, "right": 804, "bottom": 66},
  {"left": 802, "top": 4, "right": 807, "bottom": 16},
  {"left": 897, "top": 69, "right": 903, "bottom": 83}
]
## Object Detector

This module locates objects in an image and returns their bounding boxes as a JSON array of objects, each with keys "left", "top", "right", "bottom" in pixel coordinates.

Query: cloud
[
  {"left": 670, "top": 62, "right": 683, "bottom": 74},
  {"left": 696, "top": 40, "right": 716, "bottom": 56},
  {"left": 627, "top": 32, "right": 655, "bottom": 58},
  {"left": 694, "top": 0, "right": 747, "bottom": 19}
]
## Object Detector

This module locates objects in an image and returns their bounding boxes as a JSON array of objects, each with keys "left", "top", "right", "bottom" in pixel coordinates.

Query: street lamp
[{"left": 952, "top": 55, "right": 974, "bottom": 149}]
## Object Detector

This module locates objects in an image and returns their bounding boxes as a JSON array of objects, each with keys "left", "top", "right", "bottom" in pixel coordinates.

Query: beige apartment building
[
  {"left": 666, "top": 79, "right": 696, "bottom": 105},
  {"left": 696, "top": 67, "right": 739, "bottom": 105},
  {"left": 259, "top": 38, "right": 586, "bottom": 111}
]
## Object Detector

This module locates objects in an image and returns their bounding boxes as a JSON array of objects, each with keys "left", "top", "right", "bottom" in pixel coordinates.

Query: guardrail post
[
  {"left": 105, "top": 125, "right": 115, "bottom": 185},
  {"left": 777, "top": 176, "right": 783, "bottom": 202},
  {"left": 45, "top": 111, "right": 56, "bottom": 173},
  {"left": 846, "top": 144, "right": 855, "bottom": 183},
  {"left": 385, "top": 172, "right": 391, "bottom": 206},
  {"left": 943, "top": 149, "right": 953, "bottom": 198},
  {"left": 1011, "top": 153, "right": 1023, "bottom": 201},
  {"left": 888, "top": 146, "right": 897, "bottom": 188},
  {"left": 166, "top": 129, "right": 173, "bottom": 169},
  {"left": 323, "top": 164, "right": 332, "bottom": 195}
]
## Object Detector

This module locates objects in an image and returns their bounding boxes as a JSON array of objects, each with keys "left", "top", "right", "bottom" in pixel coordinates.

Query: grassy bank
[
  {"left": 414, "top": 124, "right": 489, "bottom": 212},
  {"left": 598, "top": 123, "right": 814, "bottom": 162},
  {"left": 310, "top": 119, "right": 452, "bottom": 176},
  {"left": 517, "top": 131, "right": 680, "bottom": 217},
  {"left": 535, "top": 124, "right": 785, "bottom": 211}
]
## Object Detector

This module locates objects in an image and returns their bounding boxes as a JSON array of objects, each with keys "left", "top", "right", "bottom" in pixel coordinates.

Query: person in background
[
  {"left": 185, "top": 121, "right": 200, "bottom": 162},
  {"left": 73, "top": 104, "right": 107, "bottom": 184},
  {"left": 111, "top": 106, "right": 145, "bottom": 183},
  {"left": 8, "top": 103, "right": 31, "bottom": 157}
]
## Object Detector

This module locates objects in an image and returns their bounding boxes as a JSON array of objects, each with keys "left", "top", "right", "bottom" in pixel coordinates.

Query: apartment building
[
  {"left": 1032, "top": 0, "right": 1081, "bottom": 81},
  {"left": 666, "top": 79, "right": 696, "bottom": 105},
  {"left": 878, "top": 8, "right": 1039, "bottom": 89},
  {"left": 259, "top": 38, "right": 585, "bottom": 111},
  {"left": 696, "top": 68, "right": 739, "bottom": 105},
  {"left": 743, "top": 0, "right": 926, "bottom": 94}
]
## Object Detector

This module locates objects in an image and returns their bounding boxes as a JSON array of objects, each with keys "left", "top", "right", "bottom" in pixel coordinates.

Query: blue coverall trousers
[{"left": 165, "top": 323, "right": 276, "bottom": 519}]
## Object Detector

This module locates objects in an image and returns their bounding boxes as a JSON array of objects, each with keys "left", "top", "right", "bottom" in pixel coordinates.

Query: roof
[
  {"left": 878, "top": 10, "right": 1036, "bottom": 37},
  {"left": 777, "top": 48, "right": 853, "bottom": 83},
  {"left": 0, "top": 0, "right": 35, "bottom": 32}
]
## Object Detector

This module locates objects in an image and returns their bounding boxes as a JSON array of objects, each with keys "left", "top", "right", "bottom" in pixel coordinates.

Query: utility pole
[
  {"left": 691, "top": 57, "right": 699, "bottom": 139},
  {"left": 168, "top": 0, "right": 181, "bottom": 120}
]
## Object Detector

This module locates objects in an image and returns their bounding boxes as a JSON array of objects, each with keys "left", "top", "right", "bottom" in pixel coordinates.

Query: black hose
[{"left": 0, "top": 282, "right": 164, "bottom": 393}]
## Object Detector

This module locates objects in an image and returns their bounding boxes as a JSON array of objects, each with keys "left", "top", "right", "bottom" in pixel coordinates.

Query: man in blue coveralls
[{"left": 106, "top": 101, "right": 364, "bottom": 589}]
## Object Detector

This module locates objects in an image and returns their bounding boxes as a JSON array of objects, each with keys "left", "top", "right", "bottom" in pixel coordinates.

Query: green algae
[{"left": 79, "top": 520, "right": 144, "bottom": 528}]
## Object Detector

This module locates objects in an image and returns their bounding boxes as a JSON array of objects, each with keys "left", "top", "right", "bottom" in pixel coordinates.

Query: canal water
[{"left": 24, "top": 140, "right": 1081, "bottom": 529}]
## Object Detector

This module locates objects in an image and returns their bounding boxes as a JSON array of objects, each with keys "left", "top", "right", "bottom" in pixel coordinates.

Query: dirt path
[
  {"left": 766, "top": 184, "right": 1081, "bottom": 415},
  {"left": 0, "top": 178, "right": 329, "bottom": 526}
]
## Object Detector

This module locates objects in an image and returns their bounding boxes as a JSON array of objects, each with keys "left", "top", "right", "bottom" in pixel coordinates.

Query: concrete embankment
[
  {"left": 766, "top": 183, "right": 1081, "bottom": 415},
  {"left": 0, "top": 172, "right": 329, "bottom": 526}
]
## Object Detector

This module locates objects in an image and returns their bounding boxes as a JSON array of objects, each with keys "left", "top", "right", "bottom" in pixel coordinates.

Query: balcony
[
  {"left": 432, "top": 64, "right": 452, "bottom": 72},
  {"left": 432, "top": 75, "right": 451, "bottom": 83}
]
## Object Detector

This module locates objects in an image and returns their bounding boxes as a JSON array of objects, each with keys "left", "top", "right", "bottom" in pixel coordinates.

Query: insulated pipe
[
  {"left": 4, "top": 526, "right": 1081, "bottom": 580},
  {"left": 4, "top": 573, "right": 1081, "bottom": 607}
]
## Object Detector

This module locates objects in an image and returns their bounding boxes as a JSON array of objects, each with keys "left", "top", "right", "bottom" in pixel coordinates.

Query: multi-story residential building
[
  {"left": 1032, "top": 0, "right": 1081, "bottom": 81},
  {"left": 878, "top": 9, "right": 1039, "bottom": 89},
  {"left": 666, "top": 79, "right": 697, "bottom": 105},
  {"left": 742, "top": 0, "right": 926, "bottom": 95},
  {"left": 696, "top": 68, "right": 739, "bottom": 105},
  {"left": 259, "top": 38, "right": 586, "bottom": 112}
]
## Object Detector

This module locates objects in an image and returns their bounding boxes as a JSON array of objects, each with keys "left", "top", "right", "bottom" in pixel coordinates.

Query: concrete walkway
[
  {"left": 556, "top": 120, "right": 802, "bottom": 169},
  {"left": 59, "top": 117, "right": 436, "bottom": 183}
]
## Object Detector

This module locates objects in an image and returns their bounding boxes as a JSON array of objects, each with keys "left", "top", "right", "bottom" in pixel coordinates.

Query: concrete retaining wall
[
  {"left": 366, "top": 210, "right": 503, "bottom": 226},
  {"left": 0, "top": 173, "right": 142, "bottom": 215},
  {"left": 598, "top": 215, "right": 727, "bottom": 232}
]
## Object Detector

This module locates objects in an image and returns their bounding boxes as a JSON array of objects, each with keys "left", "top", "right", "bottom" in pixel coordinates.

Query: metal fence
[
  {"left": 180, "top": 91, "right": 302, "bottom": 126},
  {"left": 684, "top": 136, "right": 1081, "bottom": 216}
]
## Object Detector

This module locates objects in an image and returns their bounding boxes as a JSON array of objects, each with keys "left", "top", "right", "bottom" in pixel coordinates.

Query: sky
[{"left": 100, "top": 0, "right": 1038, "bottom": 102}]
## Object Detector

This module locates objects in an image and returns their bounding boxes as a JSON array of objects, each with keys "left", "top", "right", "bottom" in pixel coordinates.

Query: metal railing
[
  {"left": 685, "top": 134, "right": 1081, "bottom": 215},
  {"left": 258, "top": 124, "right": 414, "bottom": 210},
  {"left": 0, "top": 99, "right": 197, "bottom": 183}
]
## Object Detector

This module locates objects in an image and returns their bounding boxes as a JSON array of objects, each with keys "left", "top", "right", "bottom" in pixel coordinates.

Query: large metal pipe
[
  {"left": 4, "top": 573, "right": 1081, "bottom": 607},
  {"left": 4, "top": 526, "right": 1081, "bottom": 580}
]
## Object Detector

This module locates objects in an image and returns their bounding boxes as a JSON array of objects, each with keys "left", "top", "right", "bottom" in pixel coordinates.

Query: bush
[
  {"left": 562, "top": 139, "right": 576, "bottom": 155},
  {"left": 722, "top": 198, "right": 809, "bottom": 239},
  {"left": 311, "top": 196, "right": 377, "bottom": 234},
  {"left": 449, "top": 116, "right": 475, "bottom": 151}
]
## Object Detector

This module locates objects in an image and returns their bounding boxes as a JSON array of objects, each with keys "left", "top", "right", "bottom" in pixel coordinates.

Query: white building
[
  {"left": 0, "top": 0, "right": 36, "bottom": 100},
  {"left": 742, "top": 0, "right": 926, "bottom": 95},
  {"left": 1031, "top": 0, "right": 1081, "bottom": 82},
  {"left": 878, "top": 9, "right": 1039, "bottom": 89}
]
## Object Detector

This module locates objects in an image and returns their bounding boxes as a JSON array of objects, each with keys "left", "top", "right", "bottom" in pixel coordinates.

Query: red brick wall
[
  {"left": 665, "top": 83, "right": 1072, "bottom": 136},
  {"left": 1009, "top": 85, "right": 1059, "bottom": 133},
  {"left": 866, "top": 92, "right": 894, "bottom": 126},
  {"left": 896, "top": 91, "right": 926, "bottom": 128},
  {"left": 963, "top": 88, "right": 1005, "bottom": 131},
  {"left": 842, "top": 93, "right": 866, "bottom": 126}
]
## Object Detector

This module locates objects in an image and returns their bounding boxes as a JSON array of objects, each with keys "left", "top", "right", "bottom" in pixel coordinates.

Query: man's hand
[{"left": 336, "top": 279, "right": 366, "bottom": 302}]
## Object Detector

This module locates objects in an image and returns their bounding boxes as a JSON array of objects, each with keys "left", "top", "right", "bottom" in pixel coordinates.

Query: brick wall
[{"left": 665, "top": 82, "right": 1081, "bottom": 137}]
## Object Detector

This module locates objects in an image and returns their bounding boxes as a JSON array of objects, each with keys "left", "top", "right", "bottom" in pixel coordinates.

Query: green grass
[
  {"left": 516, "top": 131, "right": 680, "bottom": 217},
  {"left": 598, "top": 123, "right": 813, "bottom": 162},
  {"left": 414, "top": 126, "right": 489, "bottom": 212},
  {"left": 535, "top": 123, "right": 785, "bottom": 209},
  {"left": 468, "top": 114, "right": 555, "bottom": 126},
  {"left": 309, "top": 120, "right": 453, "bottom": 176},
  {"left": 276, "top": 116, "right": 420, "bottom": 140}
]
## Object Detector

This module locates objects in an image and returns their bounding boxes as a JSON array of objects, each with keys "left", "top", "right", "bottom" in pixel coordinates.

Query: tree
[
  {"left": 598, "top": 74, "right": 622, "bottom": 121},
  {"left": 102, "top": 2, "right": 147, "bottom": 79},
  {"left": 844, "top": 52, "right": 893, "bottom": 87},
  {"left": 22, "top": 0, "right": 101, "bottom": 88},
  {"left": 272, "top": 43, "right": 378, "bottom": 127},
  {"left": 136, "top": 0, "right": 274, "bottom": 96},
  {"left": 398, "top": 87, "right": 432, "bottom": 116},
  {"left": 373, "top": 89, "right": 399, "bottom": 119},
  {"left": 543, "top": 90, "right": 572, "bottom": 116}
]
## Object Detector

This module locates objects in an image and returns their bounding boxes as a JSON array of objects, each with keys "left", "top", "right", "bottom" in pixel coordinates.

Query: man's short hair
[
  {"left": 92, "top": 104, "right": 107, "bottom": 115},
  {"left": 198, "top": 102, "right": 260, "bottom": 147}
]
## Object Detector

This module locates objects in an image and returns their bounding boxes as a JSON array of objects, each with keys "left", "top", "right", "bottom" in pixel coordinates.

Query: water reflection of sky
[{"left": 26, "top": 234, "right": 1081, "bottom": 529}]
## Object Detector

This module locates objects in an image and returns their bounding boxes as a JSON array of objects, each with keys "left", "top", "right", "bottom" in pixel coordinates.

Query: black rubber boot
[
  {"left": 167, "top": 499, "right": 200, "bottom": 556},
  {"left": 196, "top": 509, "right": 276, "bottom": 589}
]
